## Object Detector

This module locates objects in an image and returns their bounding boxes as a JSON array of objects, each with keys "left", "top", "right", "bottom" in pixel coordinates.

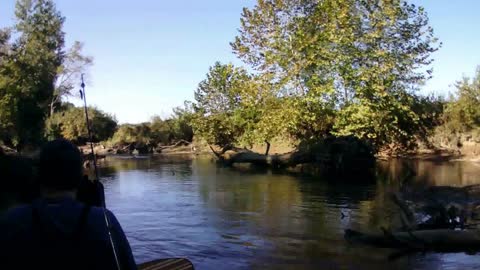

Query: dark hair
[{"left": 38, "top": 139, "right": 83, "bottom": 191}]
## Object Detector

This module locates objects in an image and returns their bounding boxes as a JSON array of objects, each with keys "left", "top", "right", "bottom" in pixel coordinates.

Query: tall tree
[
  {"left": 232, "top": 0, "right": 439, "bottom": 149},
  {"left": 0, "top": 0, "right": 65, "bottom": 149},
  {"left": 194, "top": 62, "right": 251, "bottom": 115},
  {"left": 0, "top": 29, "right": 14, "bottom": 145},
  {"left": 193, "top": 62, "right": 252, "bottom": 146}
]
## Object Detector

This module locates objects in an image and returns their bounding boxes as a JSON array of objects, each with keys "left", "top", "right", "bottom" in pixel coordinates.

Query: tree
[
  {"left": 194, "top": 62, "right": 251, "bottom": 114},
  {"left": 0, "top": 0, "right": 65, "bottom": 149},
  {"left": 149, "top": 116, "right": 171, "bottom": 145},
  {"left": 193, "top": 63, "right": 297, "bottom": 150},
  {"left": 50, "top": 41, "right": 93, "bottom": 116},
  {"left": 170, "top": 101, "right": 195, "bottom": 142},
  {"left": 0, "top": 29, "right": 14, "bottom": 146},
  {"left": 233, "top": 74, "right": 292, "bottom": 151},
  {"left": 0, "top": 28, "right": 10, "bottom": 63},
  {"left": 442, "top": 67, "right": 480, "bottom": 134},
  {"left": 110, "top": 123, "right": 152, "bottom": 147},
  {"left": 193, "top": 62, "right": 252, "bottom": 147},
  {"left": 45, "top": 106, "right": 117, "bottom": 143},
  {"left": 148, "top": 104, "right": 194, "bottom": 146},
  {"left": 232, "top": 0, "right": 440, "bottom": 150}
]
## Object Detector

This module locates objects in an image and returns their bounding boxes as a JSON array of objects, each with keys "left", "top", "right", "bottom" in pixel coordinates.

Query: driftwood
[
  {"left": 156, "top": 140, "right": 192, "bottom": 153},
  {"left": 119, "top": 143, "right": 133, "bottom": 152},
  {"left": 209, "top": 146, "right": 312, "bottom": 168},
  {"left": 159, "top": 140, "right": 191, "bottom": 149}
]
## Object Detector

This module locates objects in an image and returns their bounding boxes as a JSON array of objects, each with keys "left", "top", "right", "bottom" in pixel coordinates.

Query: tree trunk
[
  {"left": 49, "top": 95, "right": 59, "bottom": 117},
  {"left": 265, "top": 140, "right": 271, "bottom": 156},
  {"left": 49, "top": 100, "right": 55, "bottom": 117}
]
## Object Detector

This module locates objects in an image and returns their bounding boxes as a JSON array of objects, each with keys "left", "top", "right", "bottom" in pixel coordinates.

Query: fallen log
[
  {"left": 209, "top": 147, "right": 374, "bottom": 174},
  {"left": 208, "top": 136, "right": 376, "bottom": 174},
  {"left": 345, "top": 228, "right": 480, "bottom": 251},
  {"left": 157, "top": 140, "right": 191, "bottom": 150},
  {"left": 156, "top": 140, "right": 193, "bottom": 153},
  {"left": 217, "top": 149, "right": 312, "bottom": 168}
]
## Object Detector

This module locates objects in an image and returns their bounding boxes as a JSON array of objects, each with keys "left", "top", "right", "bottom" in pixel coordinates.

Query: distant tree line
[
  {"left": 0, "top": 0, "right": 195, "bottom": 151},
  {"left": 107, "top": 104, "right": 194, "bottom": 149}
]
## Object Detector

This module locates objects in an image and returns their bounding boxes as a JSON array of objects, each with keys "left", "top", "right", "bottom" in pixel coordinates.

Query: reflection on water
[
  {"left": 99, "top": 155, "right": 480, "bottom": 270},
  {"left": 378, "top": 158, "right": 480, "bottom": 187}
]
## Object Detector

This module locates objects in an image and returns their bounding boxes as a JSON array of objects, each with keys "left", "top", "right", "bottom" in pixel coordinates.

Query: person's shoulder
[
  {"left": 86, "top": 207, "right": 124, "bottom": 233},
  {"left": 0, "top": 204, "right": 33, "bottom": 235},
  {"left": 2, "top": 204, "right": 33, "bottom": 223},
  {"left": 89, "top": 206, "right": 115, "bottom": 217},
  {"left": 87, "top": 207, "right": 120, "bottom": 224}
]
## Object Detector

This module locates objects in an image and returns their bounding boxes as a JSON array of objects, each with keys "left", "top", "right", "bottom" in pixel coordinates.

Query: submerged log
[{"left": 345, "top": 228, "right": 480, "bottom": 251}]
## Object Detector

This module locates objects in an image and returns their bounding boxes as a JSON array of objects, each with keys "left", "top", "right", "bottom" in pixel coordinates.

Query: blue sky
[{"left": 1, "top": 1, "right": 479, "bottom": 123}]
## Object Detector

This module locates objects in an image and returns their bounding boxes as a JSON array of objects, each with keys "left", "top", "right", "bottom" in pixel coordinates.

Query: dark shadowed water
[{"left": 99, "top": 155, "right": 480, "bottom": 270}]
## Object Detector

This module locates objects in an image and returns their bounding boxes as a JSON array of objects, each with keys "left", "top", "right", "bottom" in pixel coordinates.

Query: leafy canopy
[
  {"left": 0, "top": 0, "right": 65, "bottom": 149},
  {"left": 231, "top": 0, "right": 440, "bottom": 150}
]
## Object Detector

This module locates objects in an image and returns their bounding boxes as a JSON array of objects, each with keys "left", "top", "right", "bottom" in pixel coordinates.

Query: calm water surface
[{"left": 99, "top": 155, "right": 480, "bottom": 270}]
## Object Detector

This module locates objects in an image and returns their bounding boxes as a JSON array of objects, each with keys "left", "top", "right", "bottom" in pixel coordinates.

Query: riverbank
[{"left": 5, "top": 136, "right": 480, "bottom": 163}]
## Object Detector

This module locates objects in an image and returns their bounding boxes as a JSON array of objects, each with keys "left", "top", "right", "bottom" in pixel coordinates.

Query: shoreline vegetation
[{"left": 1, "top": 0, "right": 480, "bottom": 174}]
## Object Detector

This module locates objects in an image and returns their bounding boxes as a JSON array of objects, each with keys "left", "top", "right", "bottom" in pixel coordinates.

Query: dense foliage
[
  {"left": 0, "top": 0, "right": 92, "bottom": 150},
  {"left": 109, "top": 104, "right": 195, "bottom": 148},
  {"left": 45, "top": 105, "right": 117, "bottom": 143},
  {"left": 190, "top": 0, "right": 440, "bottom": 152},
  {"left": 442, "top": 68, "right": 480, "bottom": 134},
  {"left": 0, "top": 0, "right": 65, "bottom": 149}
]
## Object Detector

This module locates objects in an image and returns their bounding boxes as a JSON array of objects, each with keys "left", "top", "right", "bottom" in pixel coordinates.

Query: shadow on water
[{"left": 98, "top": 155, "right": 480, "bottom": 270}]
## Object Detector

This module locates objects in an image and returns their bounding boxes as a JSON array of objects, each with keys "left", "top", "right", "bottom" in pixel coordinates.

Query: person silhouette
[{"left": 0, "top": 139, "right": 137, "bottom": 270}]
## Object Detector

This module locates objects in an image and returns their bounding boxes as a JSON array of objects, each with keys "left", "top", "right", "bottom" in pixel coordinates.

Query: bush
[
  {"left": 45, "top": 105, "right": 117, "bottom": 143},
  {"left": 108, "top": 111, "right": 194, "bottom": 149},
  {"left": 442, "top": 68, "right": 480, "bottom": 134}
]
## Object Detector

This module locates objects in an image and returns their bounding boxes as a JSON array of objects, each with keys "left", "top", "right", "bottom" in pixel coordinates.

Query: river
[{"left": 99, "top": 155, "right": 480, "bottom": 270}]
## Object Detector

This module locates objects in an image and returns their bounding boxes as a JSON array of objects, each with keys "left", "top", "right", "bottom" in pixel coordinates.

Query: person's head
[
  {"left": 38, "top": 139, "right": 83, "bottom": 192},
  {"left": 0, "top": 151, "right": 37, "bottom": 208}
]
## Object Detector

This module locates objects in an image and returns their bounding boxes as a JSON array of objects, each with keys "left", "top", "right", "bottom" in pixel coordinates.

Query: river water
[{"left": 99, "top": 155, "right": 480, "bottom": 270}]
